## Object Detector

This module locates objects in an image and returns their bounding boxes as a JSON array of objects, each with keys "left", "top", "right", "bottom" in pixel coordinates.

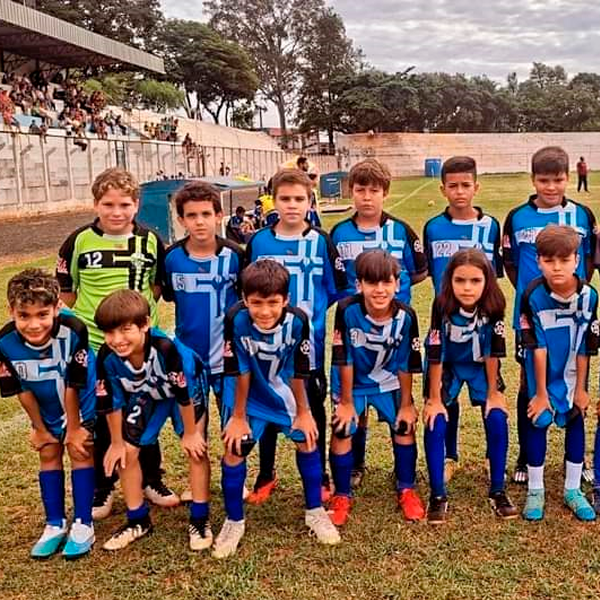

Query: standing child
[
  {"left": 422, "top": 249, "right": 517, "bottom": 524},
  {"left": 244, "top": 169, "right": 347, "bottom": 503},
  {"left": 503, "top": 146, "right": 597, "bottom": 484},
  {"left": 330, "top": 158, "right": 428, "bottom": 488},
  {"left": 56, "top": 167, "right": 177, "bottom": 519},
  {"left": 214, "top": 260, "right": 339, "bottom": 558},
  {"left": 0, "top": 270, "right": 96, "bottom": 558},
  {"left": 95, "top": 290, "right": 211, "bottom": 550},
  {"left": 423, "top": 156, "right": 503, "bottom": 484},
  {"left": 520, "top": 225, "right": 597, "bottom": 521},
  {"left": 328, "top": 250, "right": 425, "bottom": 526}
]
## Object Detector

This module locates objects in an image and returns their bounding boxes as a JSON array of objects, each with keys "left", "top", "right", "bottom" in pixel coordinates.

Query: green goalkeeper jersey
[{"left": 56, "top": 219, "right": 166, "bottom": 350}]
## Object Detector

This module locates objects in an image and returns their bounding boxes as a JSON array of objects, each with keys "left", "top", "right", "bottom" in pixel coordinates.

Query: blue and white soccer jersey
[
  {"left": 245, "top": 225, "right": 346, "bottom": 370},
  {"left": 0, "top": 312, "right": 96, "bottom": 438},
  {"left": 221, "top": 302, "right": 311, "bottom": 440},
  {"left": 96, "top": 328, "right": 208, "bottom": 446},
  {"left": 503, "top": 195, "right": 596, "bottom": 327},
  {"left": 424, "top": 301, "right": 506, "bottom": 406},
  {"left": 163, "top": 236, "right": 243, "bottom": 394},
  {"left": 520, "top": 277, "right": 599, "bottom": 419},
  {"left": 423, "top": 207, "right": 503, "bottom": 294},
  {"left": 330, "top": 295, "right": 422, "bottom": 426}
]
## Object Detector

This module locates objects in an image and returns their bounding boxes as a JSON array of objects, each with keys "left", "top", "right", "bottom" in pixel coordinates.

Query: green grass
[{"left": 2, "top": 174, "right": 600, "bottom": 600}]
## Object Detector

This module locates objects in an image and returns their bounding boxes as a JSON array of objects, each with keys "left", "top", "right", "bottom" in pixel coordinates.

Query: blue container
[
  {"left": 139, "top": 179, "right": 187, "bottom": 241},
  {"left": 424, "top": 158, "right": 443, "bottom": 178},
  {"left": 320, "top": 171, "right": 348, "bottom": 198}
]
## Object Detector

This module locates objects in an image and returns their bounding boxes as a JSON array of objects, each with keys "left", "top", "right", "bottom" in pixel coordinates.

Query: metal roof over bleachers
[{"left": 0, "top": 0, "right": 165, "bottom": 73}]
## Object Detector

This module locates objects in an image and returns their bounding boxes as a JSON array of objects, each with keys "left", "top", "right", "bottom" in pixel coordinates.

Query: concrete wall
[{"left": 337, "top": 132, "right": 600, "bottom": 176}]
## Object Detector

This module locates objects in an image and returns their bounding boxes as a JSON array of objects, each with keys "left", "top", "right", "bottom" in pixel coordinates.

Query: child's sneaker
[
  {"left": 593, "top": 487, "right": 600, "bottom": 515},
  {"left": 329, "top": 495, "right": 352, "bottom": 526},
  {"left": 444, "top": 459, "right": 458, "bottom": 484},
  {"left": 62, "top": 519, "right": 95, "bottom": 559},
  {"left": 397, "top": 488, "right": 425, "bottom": 522},
  {"left": 246, "top": 473, "right": 278, "bottom": 505},
  {"left": 522, "top": 489, "right": 545, "bottom": 521},
  {"left": 31, "top": 520, "right": 68, "bottom": 559},
  {"left": 305, "top": 507, "right": 340, "bottom": 545},
  {"left": 512, "top": 463, "right": 528, "bottom": 485},
  {"left": 564, "top": 489, "right": 596, "bottom": 521},
  {"left": 144, "top": 480, "right": 180, "bottom": 508},
  {"left": 189, "top": 517, "right": 213, "bottom": 551},
  {"left": 350, "top": 465, "right": 366, "bottom": 489},
  {"left": 582, "top": 458, "right": 594, "bottom": 486},
  {"left": 92, "top": 488, "right": 114, "bottom": 520},
  {"left": 427, "top": 496, "right": 448, "bottom": 525},
  {"left": 212, "top": 519, "right": 245, "bottom": 558},
  {"left": 103, "top": 515, "right": 153, "bottom": 551},
  {"left": 489, "top": 490, "right": 518, "bottom": 520}
]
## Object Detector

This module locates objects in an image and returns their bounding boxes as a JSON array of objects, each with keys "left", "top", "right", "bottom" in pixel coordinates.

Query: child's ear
[
  {"left": 575, "top": 253, "right": 580, "bottom": 269},
  {"left": 141, "top": 316, "right": 151, "bottom": 333},
  {"left": 242, "top": 293, "right": 248, "bottom": 307},
  {"left": 356, "top": 280, "right": 363, "bottom": 294},
  {"left": 474, "top": 181, "right": 481, "bottom": 194},
  {"left": 283, "top": 294, "right": 290, "bottom": 307}
]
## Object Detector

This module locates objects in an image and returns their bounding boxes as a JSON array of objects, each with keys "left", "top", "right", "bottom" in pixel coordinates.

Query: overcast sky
[{"left": 159, "top": 0, "right": 597, "bottom": 124}]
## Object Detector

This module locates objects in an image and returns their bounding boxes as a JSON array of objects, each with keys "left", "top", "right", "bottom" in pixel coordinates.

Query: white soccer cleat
[
  {"left": 305, "top": 507, "right": 341, "bottom": 545},
  {"left": 92, "top": 489, "right": 114, "bottom": 521},
  {"left": 189, "top": 517, "right": 213, "bottom": 551},
  {"left": 212, "top": 519, "right": 245, "bottom": 559}
]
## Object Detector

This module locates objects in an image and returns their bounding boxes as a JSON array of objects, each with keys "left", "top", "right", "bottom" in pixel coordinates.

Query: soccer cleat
[
  {"left": 444, "top": 459, "right": 458, "bottom": 485},
  {"left": 143, "top": 481, "right": 180, "bottom": 508},
  {"left": 329, "top": 495, "right": 352, "bottom": 526},
  {"left": 62, "top": 519, "right": 95, "bottom": 559},
  {"left": 564, "top": 489, "right": 596, "bottom": 521},
  {"left": 582, "top": 458, "right": 594, "bottom": 486},
  {"left": 305, "top": 507, "right": 341, "bottom": 545},
  {"left": 397, "top": 488, "right": 426, "bottom": 522},
  {"left": 427, "top": 496, "right": 448, "bottom": 525},
  {"left": 212, "top": 519, "right": 245, "bottom": 559},
  {"left": 512, "top": 464, "right": 528, "bottom": 485},
  {"left": 189, "top": 517, "right": 213, "bottom": 551},
  {"left": 31, "top": 520, "right": 68, "bottom": 559},
  {"left": 592, "top": 487, "right": 600, "bottom": 515},
  {"left": 102, "top": 515, "right": 153, "bottom": 551},
  {"left": 522, "top": 489, "right": 545, "bottom": 521},
  {"left": 350, "top": 466, "right": 365, "bottom": 489},
  {"left": 92, "top": 488, "right": 114, "bottom": 521},
  {"left": 489, "top": 490, "right": 519, "bottom": 520},
  {"left": 246, "top": 474, "right": 278, "bottom": 505}
]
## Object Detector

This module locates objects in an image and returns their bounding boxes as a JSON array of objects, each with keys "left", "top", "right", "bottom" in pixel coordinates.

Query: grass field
[{"left": 2, "top": 173, "right": 600, "bottom": 600}]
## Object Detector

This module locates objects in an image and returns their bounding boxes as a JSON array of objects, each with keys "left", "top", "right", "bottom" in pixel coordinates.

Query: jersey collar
[
  {"left": 443, "top": 206, "right": 484, "bottom": 223},
  {"left": 527, "top": 194, "right": 568, "bottom": 210},
  {"left": 269, "top": 223, "right": 312, "bottom": 238},
  {"left": 250, "top": 306, "right": 290, "bottom": 334},
  {"left": 91, "top": 218, "right": 140, "bottom": 237},
  {"left": 16, "top": 315, "right": 61, "bottom": 351},
  {"left": 358, "top": 294, "right": 402, "bottom": 322},
  {"left": 542, "top": 274, "right": 584, "bottom": 302},
  {"left": 351, "top": 211, "right": 389, "bottom": 229},
  {"left": 181, "top": 235, "right": 226, "bottom": 257}
]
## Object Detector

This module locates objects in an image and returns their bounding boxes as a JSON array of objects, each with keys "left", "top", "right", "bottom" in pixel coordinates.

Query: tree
[
  {"left": 296, "top": 8, "right": 360, "bottom": 153},
  {"left": 36, "top": 0, "right": 163, "bottom": 50},
  {"left": 133, "top": 80, "right": 185, "bottom": 112},
  {"left": 157, "top": 20, "right": 258, "bottom": 123},
  {"left": 206, "top": 0, "right": 325, "bottom": 145}
]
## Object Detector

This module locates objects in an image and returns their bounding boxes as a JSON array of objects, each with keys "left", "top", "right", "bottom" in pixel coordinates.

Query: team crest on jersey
[
  {"left": 95, "top": 380, "right": 107, "bottom": 396},
  {"left": 223, "top": 341, "right": 233, "bottom": 358},
  {"left": 591, "top": 320, "right": 600, "bottom": 336},
  {"left": 519, "top": 314, "right": 531, "bottom": 329},
  {"left": 413, "top": 239, "right": 423, "bottom": 253},
  {"left": 332, "top": 330, "right": 342, "bottom": 345},
  {"left": 130, "top": 251, "right": 154, "bottom": 270},
  {"left": 411, "top": 338, "right": 421, "bottom": 352},
  {"left": 428, "top": 329, "right": 441, "bottom": 345},
  {"left": 300, "top": 340, "right": 311, "bottom": 355},
  {"left": 56, "top": 257, "right": 68, "bottom": 275},
  {"left": 74, "top": 349, "right": 88, "bottom": 367},
  {"left": 493, "top": 321, "right": 506, "bottom": 337},
  {"left": 335, "top": 257, "right": 345, "bottom": 272},
  {"left": 168, "top": 371, "right": 187, "bottom": 388},
  {"left": 0, "top": 362, "right": 11, "bottom": 378},
  {"left": 502, "top": 234, "right": 511, "bottom": 249}
]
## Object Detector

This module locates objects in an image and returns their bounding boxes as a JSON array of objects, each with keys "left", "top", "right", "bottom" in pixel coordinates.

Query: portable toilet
[{"left": 424, "top": 158, "right": 443, "bottom": 178}]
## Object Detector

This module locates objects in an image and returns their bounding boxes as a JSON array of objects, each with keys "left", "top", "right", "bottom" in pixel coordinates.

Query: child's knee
[
  {"left": 393, "top": 431, "right": 416, "bottom": 445},
  {"left": 124, "top": 443, "right": 140, "bottom": 464},
  {"left": 39, "top": 443, "right": 63, "bottom": 467},
  {"left": 223, "top": 451, "right": 244, "bottom": 468},
  {"left": 330, "top": 435, "right": 351, "bottom": 455}
]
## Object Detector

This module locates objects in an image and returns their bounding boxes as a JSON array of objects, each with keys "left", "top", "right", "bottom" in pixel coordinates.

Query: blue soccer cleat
[
  {"left": 62, "top": 519, "right": 95, "bottom": 559},
  {"left": 564, "top": 489, "right": 596, "bottom": 521},
  {"left": 522, "top": 489, "right": 545, "bottom": 521},
  {"left": 31, "top": 520, "right": 68, "bottom": 559}
]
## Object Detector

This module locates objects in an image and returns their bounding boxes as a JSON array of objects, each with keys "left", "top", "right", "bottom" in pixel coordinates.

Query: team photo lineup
[{"left": 2, "top": 145, "right": 600, "bottom": 562}]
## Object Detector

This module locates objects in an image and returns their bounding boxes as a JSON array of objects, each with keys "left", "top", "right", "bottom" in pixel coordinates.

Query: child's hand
[
  {"left": 574, "top": 389, "right": 590, "bottom": 416},
  {"left": 527, "top": 394, "right": 551, "bottom": 422},
  {"left": 292, "top": 412, "right": 318, "bottom": 452},
  {"left": 422, "top": 400, "right": 448, "bottom": 431},
  {"left": 485, "top": 391, "right": 509, "bottom": 418},
  {"left": 103, "top": 442, "right": 126, "bottom": 476},
  {"left": 222, "top": 415, "right": 252, "bottom": 456},
  {"left": 29, "top": 427, "right": 59, "bottom": 451},
  {"left": 65, "top": 426, "right": 92, "bottom": 461},
  {"left": 396, "top": 404, "right": 418, "bottom": 435},
  {"left": 332, "top": 401, "right": 357, "bottom": 438},
  {"left": 181, "top": 431, "right": 207, "bottom": 461}
]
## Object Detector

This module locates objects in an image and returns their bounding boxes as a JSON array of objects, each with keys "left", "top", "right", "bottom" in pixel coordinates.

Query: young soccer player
[
  {"left": 422, "top": 249, "right": 517, "bottom": 524},
  {"left": 244, "top": 168, "right": 347, "bottom": 503},
  {"left": 503, "top": 146, "right": 597, "bottom": 484},
  {"left": 423, "top": 156, "right": 503, "bottom": 483},
  {"left": 95, "top": 290, "right": 211, "bottom": 550},
  {"left": 328, "top": 250, "right": 424, "bottom": 526},
  {"left": 56, "top": 167, "right": 176, "bottom": 519},
  {"left": 164, "top": 181, "right": 244, "bottom": 406},
  {"left": 0, "top": 269, "right": 96, "bottom": 558},
  {"left": 520, "top": 225, "right": 597, "bottom": 521},
  {"left": 330, "top": 158, "right": 428, "bottom": 488},
  {"left": 214, "top": 260, "right": 340, "bottom": 558}
]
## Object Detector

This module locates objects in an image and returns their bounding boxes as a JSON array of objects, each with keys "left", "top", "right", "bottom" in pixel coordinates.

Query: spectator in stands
[
  {"left": 297, "top": 156, "right": 309, "bottom": 172},
  {"left": 577, "top": 156, "right": 590, "bottom": 192}
]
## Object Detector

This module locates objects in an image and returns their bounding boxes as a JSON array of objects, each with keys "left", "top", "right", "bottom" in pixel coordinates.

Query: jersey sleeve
[
  {"left": 161, "top": 339, "right": 191, "bottom": 406},
  {"left": 0, "top": 349, "right": 22, "bottom": 397},
  {"left": 422, "top": 221, "right": 434, "bottom": 277},
  {"left": 401, "top": 222, "right": 428, "bottom": 279},
  {"left": 223, "top": 306, "right": 250, "bottom": 376},
  {"left": 502, "top": 209, "right": 519, "bottom": 272},
  {"left": 65, "top": 319, "right": 90, "bottom": 388},
  {"left": 491, "top": 217, "right": 504, "bottom": 278},
  {"left": 56, "top": 229, "right": 79, "bottom": 293},
  {"left": 152, "top": 232, "right": 167, "bottom": 290},
  {"left": 580, "top": 288, "right": 600, "bottom": 356},
  {"left": 95, "top": 347, "right": 125, "bottom": 414},
  {"left": 320, "top": 230, "right": 348, "bottom": 306},
  {"left": 292, "top": 310, "right": 311, "bottom": 379},
  {"left": 331, "top": 302, "right": 352, "bottom": 366},
  {"left": 519, "top": 290, "right": 546, "bottom": 349},
  {"left": 424, "top": 300, "right": 444, "bottom": 364},
  {"left": 161, "top": 246, "right": 175, "bottom": 303},
  {"left": 400, "top": 306, "right": 423, "bottom": 373},
  {"left": 487, "top": 315, "right": 507, "bottom": 358}
]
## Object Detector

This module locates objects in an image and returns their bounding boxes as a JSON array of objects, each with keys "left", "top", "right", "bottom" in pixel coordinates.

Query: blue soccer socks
[
  {"left": 484, "top": 409, "right": 509, "bottom": 494},
  {"left": 71, "top": 467, "right": 94, "bottom": 526},
  {"left": 424, "top": 413, "right": 447, "bottom": 498},
  {"left": 39, "top": 469, "right": 66, "bottom": 527},
  {"left": 222, "top": 460, "right": 246, "bottom": 522},
  {"left": 296, "top": 449, "right": 322, "bottom": 510},
  {"left": 330, "top": 450, "right": 353, "bottom": 498},
  {"left": 393, "top": 441, "right": 417, "bottom": 491}
]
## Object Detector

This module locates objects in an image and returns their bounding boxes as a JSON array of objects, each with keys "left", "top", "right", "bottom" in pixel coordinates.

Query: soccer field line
[{"left": 386, "top": 179, "right": 437, "bottom": 213}]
